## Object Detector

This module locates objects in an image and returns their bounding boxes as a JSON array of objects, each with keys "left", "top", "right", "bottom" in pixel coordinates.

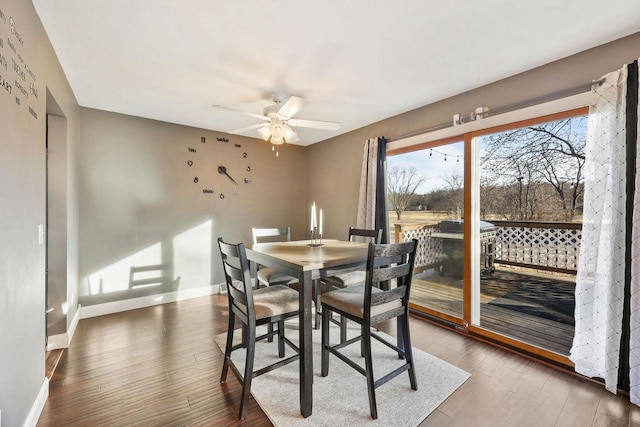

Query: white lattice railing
[
  {"left": 491, "top": 221, "right": 581, "bottom": 273},
  {"left": 395, "top": 220, "right": 582, "bottom": 274},
  {"left": 394, "top": 223, "right": 441, "bottom": 272}
]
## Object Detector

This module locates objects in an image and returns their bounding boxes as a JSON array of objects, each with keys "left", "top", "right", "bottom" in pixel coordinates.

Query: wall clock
[{"left": 186, "top": 136, "right": 253, "bottom": 199}]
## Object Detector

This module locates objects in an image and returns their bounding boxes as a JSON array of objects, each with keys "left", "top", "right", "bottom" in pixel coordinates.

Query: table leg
[{"left": 298, "top": 270, "right": 313, "bottom": 417}]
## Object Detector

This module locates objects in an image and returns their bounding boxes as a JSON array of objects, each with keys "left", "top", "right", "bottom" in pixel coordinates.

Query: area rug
[{"left": 213, "top": 321, "right": 470, "bottom": 426}]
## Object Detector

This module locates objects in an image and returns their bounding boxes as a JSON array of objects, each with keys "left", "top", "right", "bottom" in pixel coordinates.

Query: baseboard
[
  {"left": 46, "top": 305, "right": 82, "bottom": 350},
  {"left": 45, "top": 333, "right": 67, "bottom": 351},
  {"left": 23, "top": 378, "right": 48, "bottom": 427},
  {"left": 81, "top": 284, "right": 222, "bottom": 319},
  {"left": 67, "top": 304, "right": 81, "bottom": 343}
]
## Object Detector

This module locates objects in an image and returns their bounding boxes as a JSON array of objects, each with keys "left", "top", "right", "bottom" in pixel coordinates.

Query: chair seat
[
  {"left": 234, "top": 285, "right": 302, "bottom": 320},
  {"left": 258, "top": 267, "right": 298, "bottom": 286},
  {"left": 323, "top": 270, "right": 366, "bottom": 289},
  {"left": 321, "top": 284, "right": 402, "bottom": 320}
]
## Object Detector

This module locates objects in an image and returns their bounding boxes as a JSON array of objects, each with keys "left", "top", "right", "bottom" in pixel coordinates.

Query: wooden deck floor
[{"left": 410, "top": 267, "right": 575, "bottom": 355}]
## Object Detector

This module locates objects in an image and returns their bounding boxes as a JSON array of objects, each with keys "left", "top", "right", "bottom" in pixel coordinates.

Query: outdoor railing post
[{"left": 394, "top": 223, "right": 402, "bottom": 243}]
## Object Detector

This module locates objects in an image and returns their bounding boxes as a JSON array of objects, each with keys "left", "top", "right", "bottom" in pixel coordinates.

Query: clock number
[
  {"left": 193, "top": 177, "right": 199, "bottom": 183},
  {"left": 187, "top": 160, "right": 193, "bottom": 167},
  {"left": 243, "top": 152, "right": 248, "bottom": 158},
  {"left": 219, "top": 193, "right": 225, "bottom": 199},
  {"left": 201, "top": 137, "right": 206, "bottom": 143},
  {"left": 244, "top": 178, "right": 252, "bottom": 184},
  {"left": 246, "top": 166, "right": 251, "bottom": 172}
]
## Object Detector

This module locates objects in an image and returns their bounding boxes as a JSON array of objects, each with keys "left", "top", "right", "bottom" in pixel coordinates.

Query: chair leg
[
  {"left": 340, "top": 315, "right": 347, "bottom": 343},
  {"left": 267, "top": 321, "right": 274, "bottom": 343},
  {"left": 239, "top": 321, "right": 257, "bottom": 420},
  {"left": 241, "top": 323, "right": 248, "bottom": 347},
  {"left": 321, "top": 303, "right": 331, "bottom": 377},
  {"left": 401, "top": 312, "right": 418, "bottom": 390},
  {"left": 220, "top": 311, "right": 235, "bottom": 383},
  {"left": 362, "top": 324, "right": 378, "bottom": 419},
  {"left": 277, "top": 319, "right": 285, "bottom": 358},
  {"left": 396, "top": 315, "right": 405, "bottom": 359},
  {"left": 314, "top": 279, "right": 321, "bottom": 329}
]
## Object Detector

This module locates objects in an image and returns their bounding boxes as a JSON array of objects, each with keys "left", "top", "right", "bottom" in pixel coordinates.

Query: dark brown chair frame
[
  {"left": 320, "top": 239, "right": 418, "bottom": 419},
  {"left": 218, "top": 237, "right": 300, "bottom": 420}
]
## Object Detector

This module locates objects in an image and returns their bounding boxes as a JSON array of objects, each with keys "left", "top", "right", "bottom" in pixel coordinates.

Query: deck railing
[{"left": 394, "top": 220, "right": 582, "bottom": 275}]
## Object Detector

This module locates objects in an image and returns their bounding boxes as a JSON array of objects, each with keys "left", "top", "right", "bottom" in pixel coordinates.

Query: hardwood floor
[
  {"left": 45, "top": 349, "right": 64, "bottom": 380},
  {"left": 38, "top": 294, "right": 640, "bottom": 426}
]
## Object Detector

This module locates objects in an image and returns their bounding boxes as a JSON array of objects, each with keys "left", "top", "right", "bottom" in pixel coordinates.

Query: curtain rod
[{"left": 388, "top": 78, "right": 605, "bottom": 142}]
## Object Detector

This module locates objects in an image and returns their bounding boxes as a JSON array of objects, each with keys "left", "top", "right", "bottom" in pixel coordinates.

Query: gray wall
[
  {"left": 77, "top": 108, "right": 308, "bottom": 306},
  {"left": 0, "top": 1, "right": 80, "bottom": 426},
  {"left": 307, "top": 32, "right": 640, "bottom": 240}
]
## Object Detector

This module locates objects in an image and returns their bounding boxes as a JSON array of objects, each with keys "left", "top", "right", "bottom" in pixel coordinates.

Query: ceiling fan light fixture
[
  {"left": 257, "top": 126, "right": 271, "bottom": 141},
  {"left": 270, "top": 135, "right": 285, "bottom": 145},
  {"left": 283, "top": 124, "right": 297, "bottom": 142},
  {"left": 271, "top": 122, "right": 284, "bottom": 138}
]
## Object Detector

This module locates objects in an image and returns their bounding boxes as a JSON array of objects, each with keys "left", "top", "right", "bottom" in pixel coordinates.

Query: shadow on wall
[{"left": 79, "top": 219, "right": 217, "bottom": 306}]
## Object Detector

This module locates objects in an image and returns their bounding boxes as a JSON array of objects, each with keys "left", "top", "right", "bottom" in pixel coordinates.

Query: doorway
[{"left": 45, "top": 90, "right": 68, "bottom": 374}]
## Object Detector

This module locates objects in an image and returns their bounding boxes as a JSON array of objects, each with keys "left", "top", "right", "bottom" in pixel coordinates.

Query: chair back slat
[
  {"left": 252, "top": 227, "right": 291, "bottom": 245},
  {"left": 370, "top": 286, "right": 407, "bottom": 306},
  {"left": 348, "top": 227, "right": 383, "bottom": 244}
]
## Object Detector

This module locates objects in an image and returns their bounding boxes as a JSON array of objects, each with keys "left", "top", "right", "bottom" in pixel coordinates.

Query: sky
[{"left": 388, "top": 141, "right": 465, "bottom": 193}]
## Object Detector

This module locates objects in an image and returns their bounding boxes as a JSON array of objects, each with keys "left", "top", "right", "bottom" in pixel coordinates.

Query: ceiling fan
[{"left": 213, "top": 93, "right": 340, "bottom": 155}]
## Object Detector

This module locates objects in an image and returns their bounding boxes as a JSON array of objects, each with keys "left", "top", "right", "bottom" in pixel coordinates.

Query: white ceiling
[{"left": 33, "top": 1, "right": 640, "bottom": 146}]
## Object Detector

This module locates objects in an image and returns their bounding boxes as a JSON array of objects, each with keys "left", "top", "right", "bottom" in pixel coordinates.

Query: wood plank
[{"left": 410, "top": 267, "right": 575, "bottom": 355}]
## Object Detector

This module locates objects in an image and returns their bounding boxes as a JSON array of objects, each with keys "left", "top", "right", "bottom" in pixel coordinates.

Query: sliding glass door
[
  {"left": 388, "top": 107, "right": 588, "bottom": 365},
  {"left": 473, "top": 112, "right": 587, "bottom": 357},
  {"left": 388, "top": 138, "right": 466, "bottom": 324}
]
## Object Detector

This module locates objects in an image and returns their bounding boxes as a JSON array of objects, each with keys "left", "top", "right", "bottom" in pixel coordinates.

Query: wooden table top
[{"left": 248, "top": 239, "right": 369, "bottom": 272}]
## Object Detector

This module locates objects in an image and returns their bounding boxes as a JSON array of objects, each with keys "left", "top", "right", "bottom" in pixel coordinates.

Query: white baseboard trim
[
  {"left": 45, "top": 334, "right": 67, "bottom": 351},
  {"left": 46, "top": 305, "right": 82, "bottom": 350},
  {"left": 67, "top": 304, "right": 81, "bottom": 343},
  {"left": 81, "top": 284, "right": 222, "bottom": 319},
  {"left": 23, "top": 378, "right": 48, "bottom": 427}
]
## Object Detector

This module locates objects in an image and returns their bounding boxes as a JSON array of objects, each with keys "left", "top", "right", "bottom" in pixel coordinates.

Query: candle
[
  {"left": 311, "top": 202, "right": 316, "bottom": 230},
  {"left": 319, "top": 209, "right": 323, "bottom": 236}
]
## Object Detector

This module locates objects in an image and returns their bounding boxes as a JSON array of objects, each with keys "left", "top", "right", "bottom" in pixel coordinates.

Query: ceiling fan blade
[
  {"left": 212, "top": 105, "right": 268, "bottom": 121},
  {"left": 276, "top": 96, "right": 304, "bottom": 119},
  {"left": 229, "top": 123, "right": 269, "bottom": 134},
  {"left": 287, "top": 118, "right": 341, "bottom": 131}
]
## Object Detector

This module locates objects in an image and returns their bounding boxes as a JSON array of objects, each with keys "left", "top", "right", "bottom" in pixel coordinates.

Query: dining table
[{"left": 245, "top": 238, "right": 369, "bottom": 418}]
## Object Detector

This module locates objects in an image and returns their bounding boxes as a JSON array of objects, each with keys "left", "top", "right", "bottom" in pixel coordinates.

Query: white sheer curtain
[
  {"left": 356, "top": 138, "right": 379, "bottom": 231},
  {"left": 570, "top": 67, "right": 628, "bottom": 393}
]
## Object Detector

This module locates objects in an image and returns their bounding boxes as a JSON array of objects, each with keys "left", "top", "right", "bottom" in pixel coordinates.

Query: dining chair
[
  {"left": 252, "top": 227, "right": 299, "bottom": 288},
  {"left": 217, "top": 237, "right": 301, "bottom": 420},
  {"left": 320, "top": 239, "right": 418, "bottom": 420},
  {"left": 316, "top": 227, "right": 383, "bottom": 335}
]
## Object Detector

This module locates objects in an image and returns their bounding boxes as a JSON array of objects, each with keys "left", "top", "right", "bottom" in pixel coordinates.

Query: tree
[
  {"left": 480, "top": 116, "right": 586, "bottom": 221},
  {"left": 387, "top": 166, "right": 425, "bottom": 220}
]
